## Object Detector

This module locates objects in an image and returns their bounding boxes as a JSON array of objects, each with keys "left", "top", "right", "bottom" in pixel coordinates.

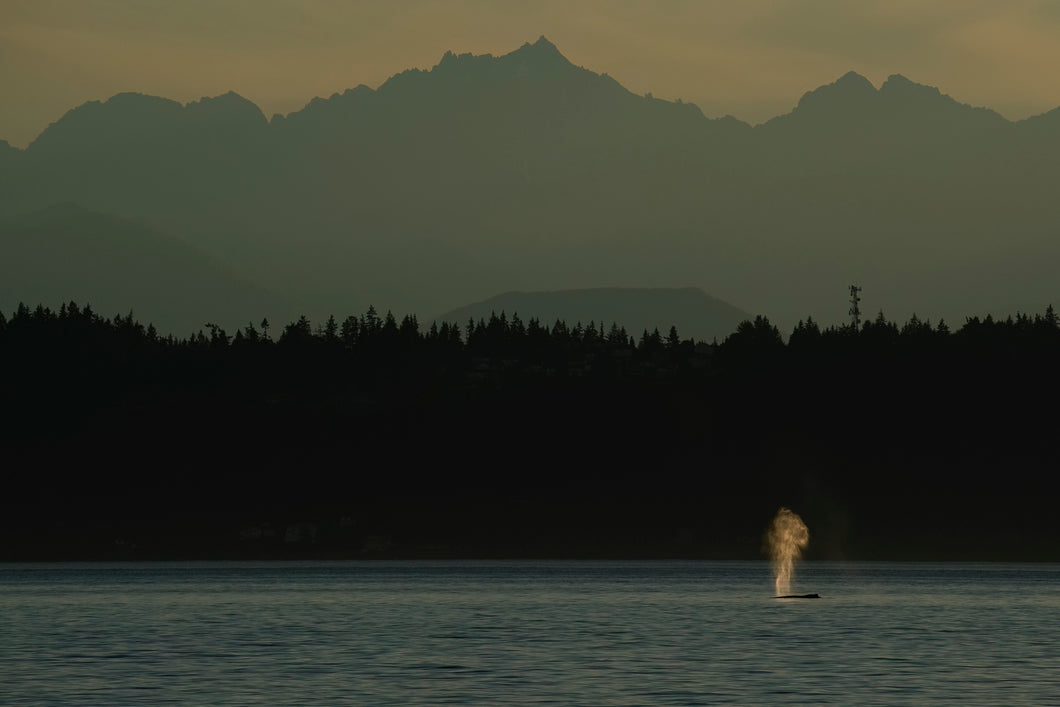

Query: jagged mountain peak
[
  {"left": 881, "top": 73, "right": 916, "bottom": 88},
  {"left": 507, "top": 34, "right": 573, "bottom": 68},
  {"left": 522, "top": 35, "right": 562, "bottom": 55},
  {"left": 877, "top": 74, "right": 1007, "bottom": 124},
  {"left": 285, "top": 38, "right": 589, "bottom": 128},
  {"left": 794, "top": 71, "right": 877, "bottom": 114},
  {"left": 879, "top": 73, "right": 944, "bottom": 99},
  {"left": 364, "top": 36, "right": 591, "bottom": 107},
  {"left": 877, "top": 73, "right": 966, "bottom": 108},
  {"left": 184, "top": 91, "right": 267, "bottom": 127},
  {"left": 187, "top": 90, "right": 254, "bottom": 107},
  {"left": 432, "top": 35, "right": 574, "bottom": 74},
  {"left": 775, "top": 70, "right": 1003, "bottom": 128},
  {"left": 754, "top": 70, "right": 880, "bottom": 131}
]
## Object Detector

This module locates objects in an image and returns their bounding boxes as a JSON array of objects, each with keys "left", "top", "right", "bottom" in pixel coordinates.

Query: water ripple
[{"left": 1, "top": 561, "right": 1058, "bottom": 705}]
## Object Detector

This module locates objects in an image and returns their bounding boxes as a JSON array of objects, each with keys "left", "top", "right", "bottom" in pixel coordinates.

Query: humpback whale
[{"left": 776, "top": 593, "right": 820, "bottom": 599}]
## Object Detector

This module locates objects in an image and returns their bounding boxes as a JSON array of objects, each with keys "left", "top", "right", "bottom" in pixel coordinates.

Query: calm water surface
[{"left": 1, "top": 561, "right": 1057, "bottom": 705}]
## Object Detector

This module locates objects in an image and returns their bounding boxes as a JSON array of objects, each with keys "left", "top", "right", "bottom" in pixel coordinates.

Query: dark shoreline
[{"left": 4, "top": 303, "right": 1060, "bottom": 564}]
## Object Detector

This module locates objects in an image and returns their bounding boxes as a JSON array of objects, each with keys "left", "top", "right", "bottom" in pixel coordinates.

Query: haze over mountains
[
  {"left": 3, "top": 36, "right": 1059, "bottom": 336},
  {"left": 0, "top": 203, "right": 281, "bottom": 331}
]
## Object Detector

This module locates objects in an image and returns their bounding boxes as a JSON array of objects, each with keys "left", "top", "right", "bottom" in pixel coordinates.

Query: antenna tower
[{"left": 848, "top": 285, "right": 862, "bottom": 329}]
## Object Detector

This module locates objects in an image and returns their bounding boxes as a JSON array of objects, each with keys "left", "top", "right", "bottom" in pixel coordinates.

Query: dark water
[{"left": 1, "top": 561, "right": 1057, "bottom": 705}]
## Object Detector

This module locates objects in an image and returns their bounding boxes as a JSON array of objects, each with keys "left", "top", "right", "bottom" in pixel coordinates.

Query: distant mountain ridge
[
  {"left": 29, "top": 91, "right": 268, "bottom": 157},
  {"left": 2, "top": 37, "right": 1059, "bottom": 334},
  {"left": 10, "top": 46, "right": 1047, "bottom": 157},
  {"left": 0, "top": 203, "right": 284, "bottom": 334},
  {"left": 435, "top": 288, "right": 751, "bottom": 344}
]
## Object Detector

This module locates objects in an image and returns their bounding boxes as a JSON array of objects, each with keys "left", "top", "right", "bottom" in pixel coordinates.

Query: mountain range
[{"left": 3, "top": 36, "right": 1059, "bottom": 335}]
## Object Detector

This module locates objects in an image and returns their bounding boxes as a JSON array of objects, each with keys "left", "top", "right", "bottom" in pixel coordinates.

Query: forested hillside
[{"left": 4, "top": 301, "right": 1058, "bottom": 561}]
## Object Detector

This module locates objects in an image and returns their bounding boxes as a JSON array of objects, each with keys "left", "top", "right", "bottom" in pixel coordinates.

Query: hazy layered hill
[
  {"left": 0, "top": 140, "right": 20, "bottom": 185},
  {"left": 0, "top": 139, "right": 18, "bottom": 160},
  {"left": 7, "top": 92, "right": 273, "bottom": 237},
  {"left": 435, "top": 288, "right": 750, "bottom": 344},
  {"left": 28, "top": 90, "right": 269, "bottom": 159},
  {"left": 0, "top": 203, "right": 285, "bottom": 335},
  {"left": 3, "top": 36, "right": 1059, "bottom": 333}
]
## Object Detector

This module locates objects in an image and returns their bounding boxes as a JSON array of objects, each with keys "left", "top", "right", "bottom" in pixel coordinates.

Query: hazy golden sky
[{"left": 4, "top": 0, "right": 1060, "bottom": 147}]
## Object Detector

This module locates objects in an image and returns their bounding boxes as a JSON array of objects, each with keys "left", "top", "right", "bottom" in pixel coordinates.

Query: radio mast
[{"left": 848, "top": 285, "right": 862, "bottom": 329}]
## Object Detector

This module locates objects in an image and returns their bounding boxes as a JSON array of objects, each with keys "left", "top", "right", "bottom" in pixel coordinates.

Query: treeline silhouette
[
  {"left": 0, "top": 300, "right": 699, "bottom": 370},
  {"left": 3, "top": 301, "right": 1059, "bottom": 561}
]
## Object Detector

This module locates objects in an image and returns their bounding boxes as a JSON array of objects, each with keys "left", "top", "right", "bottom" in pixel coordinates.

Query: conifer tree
[
  {"left": 340, "top": 316, "right": 359, "bottom": 345},
  {"left": 320, "top": 314, "right": 337, "bottom": 342},
  {"left": 362, "top": 306, "right": 381, "bottom": 337},
  {"left": 242, "top": 321, "right": 260, "bottom": 343},
  {"left": 666, "top": 325, "right": 681, "bottom": 349}
]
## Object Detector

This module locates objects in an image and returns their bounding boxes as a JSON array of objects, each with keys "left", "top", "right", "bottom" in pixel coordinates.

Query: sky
[{"left": 4, "top": 0, "right": 1060, "bottom": 148}]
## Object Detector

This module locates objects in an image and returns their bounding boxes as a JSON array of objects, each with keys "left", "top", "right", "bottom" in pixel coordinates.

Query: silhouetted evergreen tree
[
  {"left": 323, "top": 315, "right": 339, "bottom": 342},
  {"left": 280, "top": 315, "right": 313, "bottom": 344},
  {"left": 340, "top": 315, "right": 359, "bottom": 345},
  {"left": 205, "top": 323, "right": 230, "bottom": 348},
  {"left": 666, "top": 325, "right": 681, "bottom": 350},
  {"left": 362, "top": 306, "right": 381, "bottom": 338},
  {"left": 382, "top": 311, "right": 399, "bottom": 338},
  {"left": 639, "top": 328, "right": 663, "bottom": 353},
  {"left": 719, "top": 315, "right": 782, "bottom": 365},
  {"left": 510, "top": 312, "right": 526, "bottom": 338},
  {"left": 240, "top": 321, "right": 261, "bottom": 344},
  {"left": 1044, "top": 304, "right": 1059, "bottom": 329},
  {"left": 788, "top": 317, "right": 822, "bottom": 351}
]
